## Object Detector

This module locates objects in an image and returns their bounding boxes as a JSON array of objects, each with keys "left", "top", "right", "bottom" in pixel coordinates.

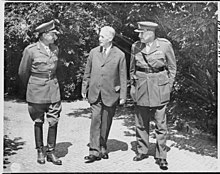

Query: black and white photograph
[{"left": 2, "top": 1, "right": 219, "bottom": 173}]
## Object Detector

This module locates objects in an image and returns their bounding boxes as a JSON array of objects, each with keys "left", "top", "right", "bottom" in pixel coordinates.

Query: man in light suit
[{"left": 81, "top": 26, "right": 127, "bottom": 163}]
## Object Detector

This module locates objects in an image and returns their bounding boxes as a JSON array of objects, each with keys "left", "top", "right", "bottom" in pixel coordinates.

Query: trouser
[
  {"left": 28, "top": 101, "right": 62, "bottom": 151},
  {"left": 135, "top": 105, "right": 167, "bottom": 159},
  {"left": 89, "top": 95, "right": 117, "bottom": 156}
]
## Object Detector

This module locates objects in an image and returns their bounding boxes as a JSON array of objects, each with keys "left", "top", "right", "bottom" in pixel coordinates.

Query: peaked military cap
[
  {"left": 35, "top": 19, "right": 60, "bottom": 34},
  {"left": 134, "top": 21, "right": 158, "bottom": 32}
]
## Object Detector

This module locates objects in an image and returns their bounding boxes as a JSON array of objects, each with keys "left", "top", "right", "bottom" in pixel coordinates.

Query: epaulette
[
  {"left": 26, "top": 43, "right": 37, "bottom": 49},
  {"left": 157, "top": 38, "right": 171, "bottom": 44}
]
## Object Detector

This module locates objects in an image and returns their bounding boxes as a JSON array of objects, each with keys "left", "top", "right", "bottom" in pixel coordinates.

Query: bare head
[{"left": 99, "top": 26, "right": 115, "bottom": 48}]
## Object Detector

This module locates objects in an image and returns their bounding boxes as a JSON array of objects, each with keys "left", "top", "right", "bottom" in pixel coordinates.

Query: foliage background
[{"left": 4, "top": 2, "right": 218, "bottom": 136}]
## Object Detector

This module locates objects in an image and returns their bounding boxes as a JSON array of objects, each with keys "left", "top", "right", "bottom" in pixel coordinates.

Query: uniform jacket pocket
[
  {"left": 33, "top": 57, "right": 48, "bottom": 64},
  {"left": 158, "top": 74, "right": 170, "bottom": 104},
  {"left": 28, "top": 77, "right": 46, "bottom": 85},
  {"left": 158, "top": 75, "right": 169, "bottom": 86}
]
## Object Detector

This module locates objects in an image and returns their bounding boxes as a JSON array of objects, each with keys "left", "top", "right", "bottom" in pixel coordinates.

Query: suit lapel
[
  {"left": 103, "top": 46, "right": 116, "bottom": 65},
  {"left": 97, "top": 46, "right": 105, "bottom": 66}
]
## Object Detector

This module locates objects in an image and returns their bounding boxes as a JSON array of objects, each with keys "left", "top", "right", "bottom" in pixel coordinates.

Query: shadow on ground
[
  {"left": 63, "top": 102, "right": 218, "bottom": 158},
  {"left": 130, "top": 141, "right": 171, "bottom": 157},
  {"left": 4, "top": 95, "right": 27, "bottom": 103},
  {"left": 55, "top": 142, "right": 73, "bottom": 158},
  {"left": 66, "top": 108, "right": 91, "bottom": 118},
  {"left": 116, "top": 104, "right": 217, "bottom": 158},
  {"left": 107, "top": 139, "right": 128, "bottom": 153},
  {"left": 167, "top": 128, "right": 217, "bottom": 158},
  {"left": 3, "top": 135, "right": 25, "bottom": 169},
  {"left": 87, "top": 139, "right": 128, "bottom": 153}
]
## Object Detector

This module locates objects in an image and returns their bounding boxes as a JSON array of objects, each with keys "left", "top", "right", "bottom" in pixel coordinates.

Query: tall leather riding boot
[
  {"left": 34, "top": 122, "right": 45, "bottom": 164},
  {"left": 46, "top": 123, "right": 62, "bottom": 165}
]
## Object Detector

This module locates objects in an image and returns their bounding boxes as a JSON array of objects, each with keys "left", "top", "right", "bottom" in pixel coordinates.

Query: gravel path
[{"left": 3, "top": 100, "right": 219, "bottom": 173}]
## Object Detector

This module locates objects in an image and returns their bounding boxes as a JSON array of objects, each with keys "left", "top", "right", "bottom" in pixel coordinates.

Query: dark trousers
[
  {"left": 135, "top": 105, "right": 167, "bottom": 159},
  {"left": 89, "top": 95, "right": 117, "bottom": 156}
]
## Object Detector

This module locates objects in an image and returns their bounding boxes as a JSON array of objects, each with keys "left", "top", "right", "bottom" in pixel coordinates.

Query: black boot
[
  {"left": 34, "top": 122, "right": 45, "bottom": 164},
  {"left": 37, "top": 148, "right": 45, "bottom": 164},
  {"left": 46, "top": 123, "right": 62, "bottom": 165}
]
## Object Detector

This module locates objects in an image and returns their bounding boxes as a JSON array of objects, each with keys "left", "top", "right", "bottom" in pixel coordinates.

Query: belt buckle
[{"left": 148, "top": 69, "right": 153, "bottom": 73}]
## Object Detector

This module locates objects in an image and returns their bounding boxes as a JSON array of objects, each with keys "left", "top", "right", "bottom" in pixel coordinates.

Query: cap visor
[
  {"left": 134, "top": 29, "right": 144, "bottom": 32},
  {"left": 49, "top": 29, "right": 60, "bottom": 34}
]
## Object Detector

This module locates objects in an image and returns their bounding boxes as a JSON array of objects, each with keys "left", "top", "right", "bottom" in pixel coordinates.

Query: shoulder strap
[{"left": 141, "top": 52, "right": 155, "bottom": 70}]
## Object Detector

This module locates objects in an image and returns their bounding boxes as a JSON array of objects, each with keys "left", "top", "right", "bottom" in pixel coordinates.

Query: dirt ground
[{"left": 3, "top": 99, "right": 219, "bottom": 173}]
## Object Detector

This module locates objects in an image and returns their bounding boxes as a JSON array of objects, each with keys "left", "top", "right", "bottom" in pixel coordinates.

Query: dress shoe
[
  {"left": 37, "top": 149, "right": 45, "bottom": 164},
  {"left": 84, "top": 155, "right": 101, "bottom": 163},
  {"left": 155, "top": 158, "right": 168, "bottom": 170},
  {"left": 101, "top": 153, "right": 109, "bottom": 159},
  {"left": 133, "top": 154, "right": 148, "bottom": 161},
  {"left": 47, "top": 152, "right": 62, "bottom": 165}
]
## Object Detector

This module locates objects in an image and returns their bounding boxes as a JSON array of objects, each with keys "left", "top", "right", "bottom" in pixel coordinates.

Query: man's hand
[{"left": 119, "top": 98, "right": 126, "bottom": 105}]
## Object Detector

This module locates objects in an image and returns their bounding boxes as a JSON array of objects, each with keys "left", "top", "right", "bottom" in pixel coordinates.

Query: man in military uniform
[
  {"left": 130, "top": 21, "right": 176, "bottom": 169},
  {"left": 18, "top": 19, "right": 62, "bottom": 165},
  {"left": 81, "top": 26, "right": 127, "bottom": 163}
]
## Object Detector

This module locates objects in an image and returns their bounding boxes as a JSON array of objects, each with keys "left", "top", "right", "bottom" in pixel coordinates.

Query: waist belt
[
  {"left": 31, "top": 72, "right": 55, "bottom": 79},
  {"left": 136, "top": 67, "right": 165, "bottom": 73}
]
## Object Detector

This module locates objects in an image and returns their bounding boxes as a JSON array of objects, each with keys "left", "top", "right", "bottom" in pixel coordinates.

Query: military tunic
[
  {"left": 130, "top": 38, "right": 176, "bottom": 107},
  {"left": 18, "top": 41, "right": 61, "bottom": 104}
]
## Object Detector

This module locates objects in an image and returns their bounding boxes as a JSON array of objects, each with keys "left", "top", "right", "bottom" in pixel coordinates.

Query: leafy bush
[{"left": 4, "top": 2, "right": 217, "bottom": 135}]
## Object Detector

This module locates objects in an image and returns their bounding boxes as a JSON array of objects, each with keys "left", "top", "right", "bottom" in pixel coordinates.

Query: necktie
[{"left": 103, "top": 48, "right": 107, "bottom": 55}]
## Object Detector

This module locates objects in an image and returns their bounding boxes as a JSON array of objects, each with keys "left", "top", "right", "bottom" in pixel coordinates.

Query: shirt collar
[
  {"left": 39, "top": 40, "right": 49, "bottom": 50},
  {"left": 146, "top": 41, "right": 153, "bottom": 47},
  {"left": 104, "top": 44, "right": 112, "bottom": 53}
]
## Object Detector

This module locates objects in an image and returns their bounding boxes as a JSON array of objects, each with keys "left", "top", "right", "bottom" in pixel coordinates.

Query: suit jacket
[
  {"left": 130, "top": 38, "right": 176, "bottom": 107},
  {"left": 82, "top": 45, "right": 127, "bottom": 107},
  {"left": 18, "top": 41, "right": 61, "bottom": 104}
]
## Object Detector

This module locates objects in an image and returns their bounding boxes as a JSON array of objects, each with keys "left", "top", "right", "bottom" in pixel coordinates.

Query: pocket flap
[
  {"left": 33, "top": 57, "right": 48, "bottom": 64},
  {"left": 29, "top": 77, "right": 46, "bottom": 85},
  {"left": 158, "top": 76, "right": 169, "bottom": 86}
]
